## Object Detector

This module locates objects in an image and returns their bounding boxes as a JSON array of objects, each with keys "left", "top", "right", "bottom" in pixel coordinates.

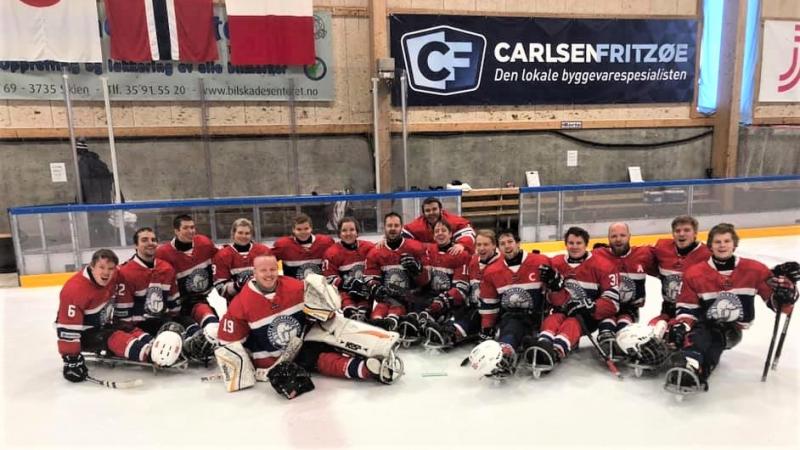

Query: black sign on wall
[{"left": 390, "top": 15, "right": 698, "bottom": 106}]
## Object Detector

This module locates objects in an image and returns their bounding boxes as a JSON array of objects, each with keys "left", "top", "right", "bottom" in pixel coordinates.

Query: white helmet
[
  {"left": 616, "top": 323, "right": 669, "bottom": 367},
  {"left": 150, "top": 331, "right": 183, "bottom": 367},
  {"left": 468, "top": 340, "right": 514, "bottom": 377}
]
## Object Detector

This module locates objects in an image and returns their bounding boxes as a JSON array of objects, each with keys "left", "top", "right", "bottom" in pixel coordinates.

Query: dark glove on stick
[{"left": 539, "top": 265, "right": 564, "bottom": 291}]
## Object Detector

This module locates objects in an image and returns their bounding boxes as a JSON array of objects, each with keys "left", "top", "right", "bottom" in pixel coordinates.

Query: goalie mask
[{"left": 615, "top": 323, "right": 669, "bottom": 367}]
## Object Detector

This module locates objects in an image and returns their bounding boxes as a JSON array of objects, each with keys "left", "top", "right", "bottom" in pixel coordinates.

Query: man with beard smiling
[{"left": 592, "top": 222, "right": 657, "bottom": 359}]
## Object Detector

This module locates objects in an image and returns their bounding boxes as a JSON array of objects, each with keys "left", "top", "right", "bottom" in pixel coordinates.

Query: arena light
[{"left": 697, "top": 0, "right": 724, "bottom": 115}]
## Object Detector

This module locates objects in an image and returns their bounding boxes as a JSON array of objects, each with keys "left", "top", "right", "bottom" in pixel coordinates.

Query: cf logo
[{"left": 401, "top": 26, "right": 486, "bottom": 96}]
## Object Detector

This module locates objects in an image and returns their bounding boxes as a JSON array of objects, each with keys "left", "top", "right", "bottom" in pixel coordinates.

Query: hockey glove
[
  {"left": 62, "top": 354, "right": 88, "bottom": 383},
  {"left": 384, "top": 283, "right": 407, "bottom": 300},
  {"left": 769, "top": 276, "right": 798, "bottom": 314},
  {"left": 400, "top": 253, "right": 422, "bottom": 276},
  {"left": 367, "top": 283, "right": 388, "bottom": 302},
  {"left": 267, "top": 362, "right": 315, "bottom": 400},
  {"left": 479, "top": 327, "right": 497, "bottom": 341},
  {"left": 667, "top": 322, "right": 690, "bottom": 349},
  {"left": 345, "top": 278, "right": 368, "bottom": 299},
  {"left": 772, "top": 261, "right": 800, "bottom": 283},
  {"left": 430, "top": 293, "right": 453, "bottom": 314},
  {"left": 539, "top": 265, "right": 564, "bottom": 291},
  {"left": 233, "top": 273, "right": 252, "bottom": 293}
]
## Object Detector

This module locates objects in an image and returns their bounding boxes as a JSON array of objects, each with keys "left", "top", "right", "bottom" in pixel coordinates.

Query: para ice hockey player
[
  {"left": 322, "top": 216, "right": 374, "bottom": 321},
  {"left": 664, "top": 223, "right": 798, "bottom": 397},
  {"left": 402, "top": 196, "right": 476, "bottom": 255},
  {"left": 213, "top": 218, "right": 273, "bottom": 304},
  {"left": 363, "top": 212, "right": 429, "bottom": 331},
  {"left": 474, "top": 230, "right": 550, "bottom": 378},
  {"left": 271, "top": 213, "right": 334, "bottom": 280},
  {"left": 216, "top": 255, "right": 402, "bottom": 399},
  {"left": 56, "top": 249, "right": 187, "bottom": 384},
  {"left": 528, "top": 227, "right": 620, "bottom": 376},
  {"left": 396, "top": 219, "right": 471, "bottom": 345},
  {"left": 425, "top": 229, "right": 500, "bottom": 349}
]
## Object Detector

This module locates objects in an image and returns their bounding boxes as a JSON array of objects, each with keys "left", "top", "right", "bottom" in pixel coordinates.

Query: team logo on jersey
[
  {"left": 662, "top": 274, "right": 683, "bottom": 302},
  {"left": 267, "top": 315, "right": 302, "bottom": 349},
  {"left": 619, "top": 276, "right": 637, "bottom": 303},
  {"left": 342, "top": 267, "right": 364, "bottom": 287},
  {"left": 501, "top": 287, "right": 533, "bottom": 309},
  {"left": 706, "top": 292, "right": 744, "bottom": 323},
  {"left": 469, "top": 281, "right": 481, "bottom": 306},
  {"left": 98, "top": 302, "right": 115, "bottom": 326},
  {"left": 431, "top": 269, "right": 452, "bottom": 292},
  {"left": 564, "top": 279, "right": 589, "bottom": 305},
  {"left": 144, "top": 286, "right": 165, "bottom": 315},
  {"left": 384, "top": 268, "right": 410, "bottom": 289},
  {"left": 297, "top": 263, "right": 322, "bottom": 280},
  {"left": 184, "top": 268, "right": 210, "bottom": 293}
]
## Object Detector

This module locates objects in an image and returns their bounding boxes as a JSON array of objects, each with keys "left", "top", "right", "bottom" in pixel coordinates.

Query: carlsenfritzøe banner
[{"left": 390, "top": 15, "right": 697, "bottom": 106}]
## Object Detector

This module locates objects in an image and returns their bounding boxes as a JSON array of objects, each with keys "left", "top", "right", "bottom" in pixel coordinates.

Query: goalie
[{"left": 216, "top": 255, "right": 402, "bottom": 399}]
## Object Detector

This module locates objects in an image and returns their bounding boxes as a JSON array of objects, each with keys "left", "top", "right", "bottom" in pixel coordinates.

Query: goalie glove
[
  {"left": 538, "top": 265, "right": 564, "bottom": 291},
  {"left": 267, "top": 362, "right": 315, "bottom": 400},
  {"left": 400, "top": 253, "right": 422, "bottom": 276}
]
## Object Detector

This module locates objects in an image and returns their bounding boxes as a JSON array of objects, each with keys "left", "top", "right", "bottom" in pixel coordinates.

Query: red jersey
[
  {"left": 423, "top": 242, "right": 471, "bottom": 305},
  {"left": 55, "top": 268, "right": 119, "bottom": 356},
  {"left": 218, "top": 276, "right": 307, "bottom": 369},
  {"left": 593, "top": 246, "right": 657, "bottom": 309},
  {"left": 155, "top": 235, "right": 217, "bottom": 298},
  {"left": 212, "top": 242, "right": 273, "bottom": 301},
  {"left": 653, "top": 239, "right": 711, "bottom": 305},
  {"left": 676, "top": 257, "right": 773, "bottom": 330},
  {"left": 468, "top": 250, "right": 501, "bottom": 306},
  {"left": 272, "top": 234, "right": 335, "bottom": 280},
  {"left": 116, "top": 255, "right": 180, "bottom": 323},
  {"left": 364, "top": 238, "right": 430, "bottom": 291},
  {"left": 479, "top": 251, "right": 551, "bottom": 329},
  {"left": 402, "top": 210, "right": 475, "bottom": 253},
  {"left": 322, "top": 240, "right": 374, "bottom": 289},
  {"left": 548, "top": 252, "right": 620, "bottom": 321}
]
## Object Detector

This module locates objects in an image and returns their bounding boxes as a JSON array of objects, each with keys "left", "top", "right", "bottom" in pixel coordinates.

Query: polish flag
[
  {"left": 105, "top": 0, "right": 219, "bottom": 62},
  {"left": 0, "top": 0, "right": 102, "bottom": 62},
  {"left": 226, "top": 0, "right": 316, "bottom": 66}
]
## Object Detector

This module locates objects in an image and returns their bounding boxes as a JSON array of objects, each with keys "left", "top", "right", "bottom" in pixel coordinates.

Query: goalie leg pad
[
  {"left": 214, "top": 342, "right": 256, "bottom": 392},
  {"left": 305, "top": 313, "right": 400, "bottom": 359}
]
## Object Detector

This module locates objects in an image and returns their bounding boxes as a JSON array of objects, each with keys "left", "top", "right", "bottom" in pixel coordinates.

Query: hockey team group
[{"left": 54, "top": 197, "right": 799, "bottom": 400}]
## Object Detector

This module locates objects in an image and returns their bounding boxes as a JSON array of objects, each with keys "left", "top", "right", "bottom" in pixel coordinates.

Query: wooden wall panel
[{"left": 1, "top": 0, "right": 715, "bottom": 137}]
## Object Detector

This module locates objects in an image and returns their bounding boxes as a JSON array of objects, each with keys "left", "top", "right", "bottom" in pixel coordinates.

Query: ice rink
[{"left": 2, "top": 235, "right": 798, "bottom": 450}]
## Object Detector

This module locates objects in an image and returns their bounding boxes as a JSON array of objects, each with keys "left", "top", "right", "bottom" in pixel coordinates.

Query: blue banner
[{"left": 390, "top": 15, "right": 698, "bottom": 106}]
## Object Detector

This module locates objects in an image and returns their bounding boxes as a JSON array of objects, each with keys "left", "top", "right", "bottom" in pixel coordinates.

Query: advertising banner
[
  {"left": 0, "top": 7, "right": 333, "bottom": 102},
  {"left": 390, "top": 15, "right": 697, "bottom": 106},
  {"left": 759, "top": 20, "right": 800, "bottom": 102}
]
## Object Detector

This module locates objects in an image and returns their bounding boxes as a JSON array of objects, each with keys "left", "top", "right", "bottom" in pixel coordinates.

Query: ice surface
[{"left": 1, "top": 236, "right": 798, "bottom": 450}]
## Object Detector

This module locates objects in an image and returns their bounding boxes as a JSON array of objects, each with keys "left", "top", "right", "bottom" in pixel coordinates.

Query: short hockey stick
[
  {"left": 761, "top": 308, "right": 782, "bottom": 382},
  {"left": 87, "top": 375, "right": 143, "bottom": 389},
  {"left": 770, "top": 312, "right": 792, "bottom": 371}
]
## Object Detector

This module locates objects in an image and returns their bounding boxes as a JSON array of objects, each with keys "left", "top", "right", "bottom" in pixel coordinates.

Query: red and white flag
[
  {"left": 225, "top": 0, "right": 316, "bottom": 66},
  {"left": 105, "top": 0, "right": 219, "bottom": 62},
  {"left": 0, "top": 0, "right": 102, "bottom": 62}
]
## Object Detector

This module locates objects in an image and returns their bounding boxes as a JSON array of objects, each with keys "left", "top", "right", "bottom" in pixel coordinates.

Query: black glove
[
  {"left": 344, "top": 278, "right": 367, "bottom": 298},
  {"left": 667, "top": 322, "right": 690, "bottom": 348},
  {"left": 367, "top": 283, "right": 387, "bottom": 301},
  {"left": 62, "top": 354, "right": 88, "bottom": 383},
  {"left": 773, "top": 261, "right": 800, "bottom": 283},
  {"left": 769, "top": 276, "right": 798, "bottom": 309},
  {"left": 431, "top": 293, "right": 452, "bottom": 312},
  {"left": 233, "top": 274, "right": 251, "bottom": 292},
  {"left": 479, "top": 327, "right": 496, "bottom": 341},
  {"left": 539, "top": 265, "right": 564, "bottom": 291},
  {"left": 384, "top": 283, "right": 407, "bottom": 300},
  {"left": 564, "top": 299, "right": 595, "bottom": 331},
  {"left": 267, "top": 362, "right": 315, "bottom": 400},
  {"left": 400, "top": 253, "right": 422, "bottom": 276}
]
